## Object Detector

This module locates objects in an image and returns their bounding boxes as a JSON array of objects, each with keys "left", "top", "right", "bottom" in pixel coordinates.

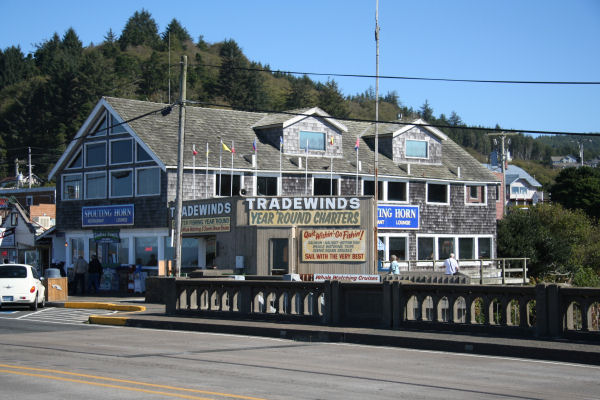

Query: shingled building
[{"left": 48, "top": 97, "right": 499, "bottom": 276}]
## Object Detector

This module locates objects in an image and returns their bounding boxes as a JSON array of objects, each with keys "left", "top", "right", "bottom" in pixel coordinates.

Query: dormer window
[
  {"left": 299, "top": 131, "right": 325, "bottom": 151},
  {"left": 406, "top": 140, "right": 428, "bottom": 158}
]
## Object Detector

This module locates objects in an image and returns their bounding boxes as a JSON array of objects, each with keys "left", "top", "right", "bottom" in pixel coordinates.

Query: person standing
[
  {"left": 389, "top": 254, "right": 400, "bottom": 275},
  {"left": 444, "top": 253, "right": 460, "bottom": 275},
  {"left": 74, "top": 255, "right": 89, "bottom": 295},
  {"left": 87, "top": 255, "right": 102, "bottom": 294}
]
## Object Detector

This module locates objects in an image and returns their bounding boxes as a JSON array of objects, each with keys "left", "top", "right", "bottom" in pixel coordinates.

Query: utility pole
[
  {"left": 14, "top": 158, "right": 19, "bottom": 188},
  {"left": 173, "top": 55, "right": 187, "bottom": 277},
  {"left": 488, "top": 132, "right": 517, "bottom": 215},
  {"left": 28, "top": 147, "right": 32, "bottom": 188},
  {"left": 574, "top": 138, "right": 591, "bottom": 167},
  {"left": 373, "top": 0, "right": 380, "bottom": 274}
]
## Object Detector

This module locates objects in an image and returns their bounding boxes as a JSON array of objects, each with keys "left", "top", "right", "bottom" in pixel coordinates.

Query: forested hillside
[{"left": 0, "top": 9, "right": 597, "bottom": 182}]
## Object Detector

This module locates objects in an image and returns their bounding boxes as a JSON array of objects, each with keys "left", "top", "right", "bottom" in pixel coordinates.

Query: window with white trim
[
  {"left": 257, "top": 176, "right": 278, "bottom": 196},
  {"left": 66, "top": 150, "right": 82, "bottom": 169},
  {"left": 110, "top": 114, "right": 128, "bottom": 134},
  {"left": 136, "top": 167, "right": 160, "bottom": 196},
  {"left": 406, "top": 139, "right": 428, "bottom": 158},
  {"left": 89, "top": 113, "right": 107, "bottom": 137},
  {"left": 314, "top": 177, "right": 338, "bottom": 195},
  {"left": 85, "top": 171, "right": 106, "bottom": 199},
  {"left": 465, "top": 185, "right": 486, "bottom": 204},
  {"left": 85, "top": 141, "right": 106, "bottom": 167},
  {"left": 363, "top": 180, "right": 383, "bottom": 200},
  {"left": 426, "top": 183, "right": 449, "bottom": 204},
  {"left": 387, "top": 181, "right": 407, "bottom": 201},
  {"left": 110, "top": 169, "right": 133, "bottom": 198},
  {"left": 136, "top": 143, "right": 153, "bottom": 162},
  {"left": 62, "top": 174, "right": 82, "bottom": 200},
  {"left": 299, "top": 131, "right": 325, "bottom": 151},
  {"left": 110, "top": 138, "right": 133, "bottom": 165}
]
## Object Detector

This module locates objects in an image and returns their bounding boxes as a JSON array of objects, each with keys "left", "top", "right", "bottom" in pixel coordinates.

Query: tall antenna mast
[{"left": 373, "top": 0, "right": 380, "bottom": 274}]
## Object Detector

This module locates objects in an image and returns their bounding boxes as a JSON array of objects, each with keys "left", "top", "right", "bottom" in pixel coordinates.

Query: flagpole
[
  {"left": 219, "top": 139, "right": 223, "bottom": 196},
  {"left": 230, "top": 140, "right": 234, "bottom": 196},
  {"left": 356, "top": 139, "right": 359, "bottom": 195},
  {"left": 279, "top": 136, "right": 283, "bottom": 196},
  {"left": 205, "top": 142, "right": 209, "bottom": 198},
  {"left": 253, "top": 139, "right": 257, "bottom": 193},
  {"left": 330, "top": 156, "right": 333, "bottom": 194},
  {"left": 192, "top": 144, "right": 196, "bottom": 199},
  {"left": 305, "top": 139, "right": 308, "bottom": 195}
]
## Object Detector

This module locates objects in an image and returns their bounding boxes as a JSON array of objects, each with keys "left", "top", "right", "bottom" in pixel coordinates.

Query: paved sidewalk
[{"left": 50, "top": 296, "right": 600, "bottom": 366}]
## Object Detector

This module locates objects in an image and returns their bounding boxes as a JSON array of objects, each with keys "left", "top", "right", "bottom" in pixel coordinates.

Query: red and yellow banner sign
[{"left": 301, "top": 229, "right": 366, "bottom": 262}]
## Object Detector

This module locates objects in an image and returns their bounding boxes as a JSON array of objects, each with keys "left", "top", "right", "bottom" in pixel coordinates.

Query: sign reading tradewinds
[
  {"left": 377, "top": 205, "right": 419, "bottom": 229},
  {"left": 82, "top": 205, "right": 134, "bottom": 227}
]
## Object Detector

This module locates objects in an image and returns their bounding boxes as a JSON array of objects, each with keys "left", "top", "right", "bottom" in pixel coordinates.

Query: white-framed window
[
  {"left": 495, "top": 184, "right": 501, "bottom": 203},
  {"left": 417, "top": 234, "right": 494, "bottom": 260},
  {"left": 426, "top": 182, "right": 449, "bottom": 204},
  {"left": 299, "top": 131, "right": 325, "bottom": 151},
  {"left": 465, "top": 184, "right": 486, "bottom": 205},
  {"left": 85, "top": 141, "right": 106, "bottom": 167},
  {"left": 110, "top": 113, "right": 128, "bottom": 135},
  {"left": 136, "top": 143, "right": 153, "bottom": 162},
  {"left": 257, "top": 176, "right": 278, "bottom": 196},
  {"left": 386, "top": 180, "right": 408, "bottom": 202},
  {"left": 405, "top": 139, "right": 428, "bottom": 159},
  {"left": 377, "top": 234, "right": 409, "bottom": 262},
  {"left": 62, "top": 173, "right": 82, "bottom": 201},
  {"left": 363, "top": 179, "right": 384, "bottom": 200},
  {"left": 66, "top": 149, "right": 83, "bottom": 169},
  {"left": 89, "top": 112, "right": 107, "bottom": 137},
  {"left": 110, "top": 138, "right": 133, "bottom": 165},
  {"left": 313, "top": 177, "right": 339, "bottom": 195},
  {"left": 85, "top": 171, "right": 107, "bottom": 199},
  {"left": 110, "top": 168, "right": 133, "bottom": 198},
  {"left": 136, "top": 167, "right": 160, "bottom": 196}
]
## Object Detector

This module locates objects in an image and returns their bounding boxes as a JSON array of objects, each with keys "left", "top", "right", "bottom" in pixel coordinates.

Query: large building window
[
  {"left": 314, "top": 177, "right": 338, "bottom": 195},
  {"left": 363, "top": 180, "right": 384, "bottom": 200},
  {"left": 89, "top": 114, "right": 107, "bottom": 137},
  {"left": 387, "top": 181, "right": 407, "bottom": 201},
  {"left": 478, "top": 238, "right": 492, "bottom": 258},
  {"left": 85, "top": 172, "right": 106, "bottom": 199},
  {"left": 216, "top": 174, "right": 240, "bottom": 196},
  {"left": 136, "top": 143, "right": 153, "bottom": 162},
  {"left": 164, "top": 237, "right": 199, "bottom": 269},
  {"left": 110, "top": 114, "right": 128, "bottom": 134},
  {"left": 406, "top": 140, "right": 428, "bottom": 158},
  {"left": 389, "top": 237, "right": 407, "bottom": 260},
  {"left": 62, "top": 174, "right": 82, "bottom": 200},
  {"left": 67, "top": 150, "right": 82, "bottom": 169},
  {"left": 418, "top": 237, "right": 434, "bottom": 260},
  {"left": 438, "top": 237, "right": 455, "bottom": 260},
  {"left": 427, "top": 183, "right": 449, "bottom": 204},
  {"left": 135, "top": 237, "right": 158, "bottom": 266},
  {"left": 136, "top": 167, "right": 160, "bottom": 196},
  {"left": 459, "top": 238, "right": 474, "bottom": 259},
  {"left": 466, "top": 185, "right": 486, "bottom": 204},
  {"left": 257, "top": 176, "right": 277, "bottom": 195},
  {"left": 70, "top": 238, "right": 85, "bottom": 261},
  {"left": 110, "top": 138, "right": 133, "bottom": 165},
  {"left": 110, "top": 169, "right": 133, "bottom": 197},
  {"left": 299, "top": 131, "right": 325, "bottom": 151},
  {"left": 85, "top": 142, "right": 106, "bottom": 167}
]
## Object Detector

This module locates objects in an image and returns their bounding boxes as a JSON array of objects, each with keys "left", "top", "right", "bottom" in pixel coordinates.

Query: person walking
[
  {"left": 74, "top": 255, "right": 89, "bottom": 295},
  {"left": 87, "top": 255, "right": 102, "bottom": 294},
  {"left": 444, "top": 253, "right": 460, "bottom": 275}
]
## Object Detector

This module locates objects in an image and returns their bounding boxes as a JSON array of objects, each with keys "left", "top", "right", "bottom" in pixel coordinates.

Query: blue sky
[{"left": 1, "top": 0, "right": 598, "bottom": 134}]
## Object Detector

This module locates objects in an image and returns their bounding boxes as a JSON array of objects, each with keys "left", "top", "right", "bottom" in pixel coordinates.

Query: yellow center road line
[{"left": 0, "top": 364, "right": 267, "bottom": 400}]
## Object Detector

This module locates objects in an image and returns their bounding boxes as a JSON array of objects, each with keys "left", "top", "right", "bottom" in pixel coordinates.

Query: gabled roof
[
  {"left": 252, "top": 107, "right": 348, "bottom": 132},
  {"left": 484, "top": 164, "right": 542, "bottom": 188},
  {"left": 50, "top": 97, "right": 499, "bottom": 184},
  {"left": 361, "top": 118, "right": 448, "bottom": 141}
]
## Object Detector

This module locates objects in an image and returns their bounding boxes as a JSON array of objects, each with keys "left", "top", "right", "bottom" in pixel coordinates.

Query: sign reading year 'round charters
[{"left": 302, "top": 229, "right": 366, "bottom": 262}]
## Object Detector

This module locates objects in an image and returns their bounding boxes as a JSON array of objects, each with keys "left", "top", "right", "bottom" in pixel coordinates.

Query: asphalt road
[{"left": 0, "top": 314, "right": 599, "bottom": 400}]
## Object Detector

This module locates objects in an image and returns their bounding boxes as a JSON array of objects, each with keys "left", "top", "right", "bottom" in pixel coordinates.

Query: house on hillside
[
  {"left": 484, "top": 162, "right": 543, "bottom": 214},
  {"left": 47, "top": 97, "right": 499, "bottom": 277},
  {"left": 551, "top": 155, "right": 578, "bottom": 169}
]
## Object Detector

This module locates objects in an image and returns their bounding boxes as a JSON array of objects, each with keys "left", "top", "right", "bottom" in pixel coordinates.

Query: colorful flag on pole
[
  {"left": 222, "top": 141, "right": 232, "bottom": 152},
  {"left": 329, "top": 136, "right": 334, "bottom": 145},
  {"left": 192, "top": 147, "right": 198, "bottom": 156},
  {"left": 252, "top": 138, "right": 257, "bottom": 153},
  {"left": 280, "top": 136, "right": 284, "bottom": 151},
  {"left": 355, "top": 137, "right": 360, "bottom": 151}
]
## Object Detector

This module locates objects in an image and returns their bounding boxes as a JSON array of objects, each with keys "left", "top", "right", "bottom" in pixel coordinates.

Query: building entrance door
[{"left": 270, "top": 238, "right": 289, "bottom": 275}]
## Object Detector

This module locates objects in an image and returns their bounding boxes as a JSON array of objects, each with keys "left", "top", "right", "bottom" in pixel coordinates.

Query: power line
[{"left": 189, "top": 63, "right": 600, "bottom": 86}]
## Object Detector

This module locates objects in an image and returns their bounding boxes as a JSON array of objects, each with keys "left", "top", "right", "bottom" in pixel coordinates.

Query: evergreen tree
[
  {"left": 317, "top": 79, "right": 349, "bottom": 118},
  {"left": 0, "top": 46, "right": 36, "bottom": 89},
  {"left": 419, "top": 99, "right": 434, "bottom": 121},
  {"left": 139, "top": 51, "right": 167, "bottom": 99},
  {"left": 162, "top": 19, "right": 192, "bottom": 50},
  {"left": 119, "top": 9, "right": 160, "bottom": 50},
  {"left": 550, "top": 166, "right": 600, "bottom": 219},
  {"left": 285, "top": 75, "right": 315, "bottom": 109}
]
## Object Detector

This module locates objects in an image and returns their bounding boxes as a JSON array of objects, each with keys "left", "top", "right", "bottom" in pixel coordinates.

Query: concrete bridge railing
[{"left": 153, "top": 278, "right": 600, "bottom": 341}]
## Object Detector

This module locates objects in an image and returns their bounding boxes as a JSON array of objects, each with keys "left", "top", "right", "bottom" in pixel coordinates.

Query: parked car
[{"left": 0, "top": 264, "right": 46, "bottom": 310}]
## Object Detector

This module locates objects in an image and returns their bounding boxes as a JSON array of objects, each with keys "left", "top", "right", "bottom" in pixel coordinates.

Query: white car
[{"left": 0, "top": 264, "right": 46, "bottom": 310}]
